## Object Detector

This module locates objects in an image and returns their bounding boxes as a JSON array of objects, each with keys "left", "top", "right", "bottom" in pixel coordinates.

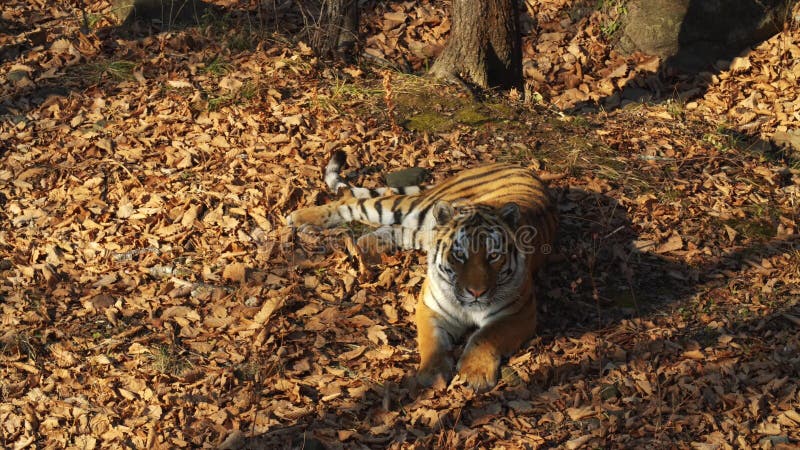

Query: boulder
[
  {"left": 385, "top": 167, "right": 430, "bottom": 188},
  {"left": 617, "top": 0, "right": 792, "bottom": 71}
]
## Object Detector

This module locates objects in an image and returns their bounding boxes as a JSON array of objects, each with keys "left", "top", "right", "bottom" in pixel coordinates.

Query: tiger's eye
[{"left": 487, "top": 251, "right": 502, "bottom": 263}]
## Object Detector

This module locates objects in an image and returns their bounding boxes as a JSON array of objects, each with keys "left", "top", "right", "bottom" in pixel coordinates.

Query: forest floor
[{"left": 1, "top": 1, "right": 799, "bottom": 449}]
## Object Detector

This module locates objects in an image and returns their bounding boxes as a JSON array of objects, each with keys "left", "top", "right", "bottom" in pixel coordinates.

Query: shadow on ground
[
  {"left": 0, "top": 0, "right": 288, "bottom": 116},
  {"left": 572, "top": 0, "right": 793, "bottom": 112},
  {"left": 231, "top": 185, "right": 797, "bottom": 448}
]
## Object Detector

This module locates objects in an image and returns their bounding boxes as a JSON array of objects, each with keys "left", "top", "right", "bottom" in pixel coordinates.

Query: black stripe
[
  {"left": 440, "top": 327, "right": 457, "bottom": 344},
  {"left": 374, "top": 200, "right": 383, "bottom": 223},
  {"left": 346, "top": 204, "right": 356, "bottom": 220},
  {"left": 435, "top": 237, "right": 447, "bottom": 256},
  {"left": 390, "top": 196, "right": 404, "bottom": 225},
  {"left": 406, "top": 193, "right": 428, "bottom": 216},
  {"left": 369, "top": 188, "right": 380, "bottom": 197},
  {"left": 390, "top": 195, "right": 404, "bottom": 210},
  {"left": 435, "top": 166, "right": 507, "bottom": 191},
  {"left": 358, "top": 199, "right": 369, "bottom": 221},
  {"left": 416, "top": 171, "right": 515, "bottom": 226},
  {"left": 484, "top": 298, "right": 522, "bottom": 321},
  {"left": 443, "top": 173, "right": 529, "bottom": 200},
  {"left": 493, "top": 185, "right": 542, "bottom": 197},
  {"left": 427, "top": 168, "right": 507, "bottom": 201},
  {"left": 401, "top": 168, "right": 508, "bottom": 215},
  {"left": 397, "top": 186, "right": 407, "bottom": 195},
  {"left": 415, "top": 201, "right": 439, "bottom": 229},
  {"left": 330, "top": 150, "right": 346, "bottom": 168},
  {"left": 497, "top": 266, "right": 515, "bottom": 284}
]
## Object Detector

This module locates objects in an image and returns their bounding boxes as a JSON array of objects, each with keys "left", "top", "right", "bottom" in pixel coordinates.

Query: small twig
[
  {"left": 539, "top": 171, "right": 569, "bottom": 182},
  {"left": 102, "top": 158, "right": 143, "bottom": 186},
  {"left": 343, "top": 232, "right": 372, "bottom": 282},
  {"left": 382, "top": 70, "right": 401, "bottom": 135}
]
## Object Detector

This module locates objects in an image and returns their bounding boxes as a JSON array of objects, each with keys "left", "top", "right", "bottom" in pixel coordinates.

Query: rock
[
  {"left": 617, "top": 0, "right": 687, "bottom": 58},
  {"left": 617, "top": 0, "right": 792, "bottom": 72},
  {"left": 385, "top": 167, "right": 430, "bottom": 188}
]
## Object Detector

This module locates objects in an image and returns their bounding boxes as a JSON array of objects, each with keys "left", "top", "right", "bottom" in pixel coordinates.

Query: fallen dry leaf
[{"left": 1, "top": 1, "right": 798, "bottom": 448}]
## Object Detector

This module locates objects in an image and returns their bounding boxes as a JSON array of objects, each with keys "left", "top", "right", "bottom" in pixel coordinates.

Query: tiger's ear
[
  {"left": 499, "top": 202, "right": 521, "bottom": 227},
  {"left": 432, "top": 201, "right": 455, "bottom": 225}
]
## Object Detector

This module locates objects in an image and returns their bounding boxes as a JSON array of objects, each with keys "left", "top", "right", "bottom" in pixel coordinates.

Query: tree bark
[
  {"left": 429, "top": 0, "right": 522, "bottom": 90},
  {"left": 314, "top": 0, "right": 359, "bottom": 60}
]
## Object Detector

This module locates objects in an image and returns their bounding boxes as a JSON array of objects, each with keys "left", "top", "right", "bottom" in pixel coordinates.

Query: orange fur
[{"left": 287, "top": 155, "right": 557, "bottom": 391}]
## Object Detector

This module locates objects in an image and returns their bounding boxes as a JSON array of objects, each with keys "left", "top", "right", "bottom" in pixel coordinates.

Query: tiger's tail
[{"left": 324, "top": 151, "right": 425, "bottom": 199}]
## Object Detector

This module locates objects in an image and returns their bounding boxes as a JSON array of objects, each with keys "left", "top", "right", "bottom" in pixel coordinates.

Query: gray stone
[
  {"left": 385, "top": 167, "right": 430, "bottom": 188},
  {"left": 617, "top": 0, "right": 688, "bottom": 58},
  {"left": 617, "top": 0, "right": 792, "bottom": 72}
]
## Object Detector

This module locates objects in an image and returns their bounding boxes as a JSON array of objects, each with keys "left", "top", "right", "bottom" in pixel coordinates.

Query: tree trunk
[
  {"left": 429, "top": 0, "right": 522, "bottom": 90},
  {"left": 314, "top": 0, "right": 359, "bottom": 60}
]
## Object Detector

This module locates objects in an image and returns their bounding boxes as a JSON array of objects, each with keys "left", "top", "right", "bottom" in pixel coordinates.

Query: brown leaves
[
  {"left": 363, "top": 1, "right": 448, "bottom": 69},
  {"left": 655, "top": 233, "right": 684, "bottom": 254},
  {"left": 1, "top": 0, "right": 800, "bottom": 449},
  {"left": 222, "top": 262, "right": 246, "bottom": 283},
  {"left": 693, "top": 2, "right": 800, "bottom": 145}
]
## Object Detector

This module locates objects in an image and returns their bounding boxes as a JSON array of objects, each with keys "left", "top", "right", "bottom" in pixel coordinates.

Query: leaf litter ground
[{"left": 1, "top": 1, "right": 799, "bottom": 449}]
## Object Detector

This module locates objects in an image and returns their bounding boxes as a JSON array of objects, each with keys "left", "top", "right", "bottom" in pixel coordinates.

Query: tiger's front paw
[
  {"left": 456, "top": 348, "right": 500, "bottom": 392},
  {"left": 416, "top": 355, "right": 453, "bottom": 388}
]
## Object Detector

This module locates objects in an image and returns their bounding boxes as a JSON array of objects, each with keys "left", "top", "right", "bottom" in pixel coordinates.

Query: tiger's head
[{"left": 429, "top": 201, "right": 527, "bottom": 308}]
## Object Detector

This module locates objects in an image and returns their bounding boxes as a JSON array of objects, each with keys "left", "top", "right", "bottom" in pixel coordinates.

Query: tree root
[{"left": 427, "top": 66, "right": 480, "bottom": 100}]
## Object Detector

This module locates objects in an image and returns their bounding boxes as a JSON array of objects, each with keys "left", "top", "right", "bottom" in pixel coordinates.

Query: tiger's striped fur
[
  {"left": 324, "top": 151, "right": 426, "bottom": 199},
  {"left": 287, "top": 152, "right": 558, "bottom": 391}
]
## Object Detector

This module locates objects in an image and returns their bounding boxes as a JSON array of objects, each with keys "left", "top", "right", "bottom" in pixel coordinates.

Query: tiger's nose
[{"left": 468, "top": 287, "right": 486, "bottom": 298}]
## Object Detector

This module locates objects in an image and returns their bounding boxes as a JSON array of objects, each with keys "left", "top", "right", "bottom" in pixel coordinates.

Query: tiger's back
[{"left": 288, "top": 161, "right": 556, "bottom": 260}]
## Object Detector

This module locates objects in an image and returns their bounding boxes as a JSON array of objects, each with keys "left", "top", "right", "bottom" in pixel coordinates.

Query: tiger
[{"left": 286, "top": 151, "right": 558, "bottom": 391}]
